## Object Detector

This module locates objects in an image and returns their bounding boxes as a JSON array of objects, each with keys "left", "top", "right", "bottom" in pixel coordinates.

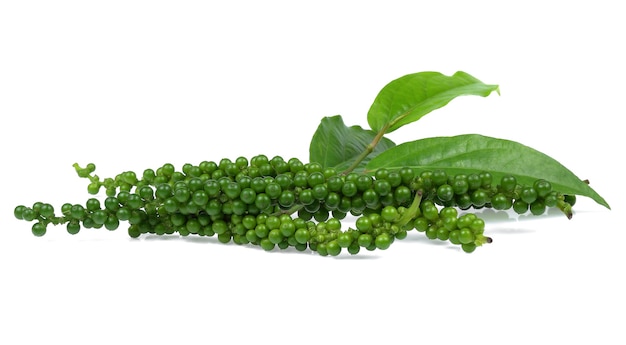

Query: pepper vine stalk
[
  {"left": 341, "top": 105, "right": 418, "bottom": 175},
  {"left": 342, "top": 123, "right": 390, "bottom": 175}
]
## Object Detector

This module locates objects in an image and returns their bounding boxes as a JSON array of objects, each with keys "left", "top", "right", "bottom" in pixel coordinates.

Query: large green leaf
[
  {"left": 367, "top": 71, "right": 500, "bottom": 133},
  {"left": 366, "top": 134, "right": 610, "bottom": 209},
  {"left": 309, "top": 115, "right": 396, "bottom": 172}
]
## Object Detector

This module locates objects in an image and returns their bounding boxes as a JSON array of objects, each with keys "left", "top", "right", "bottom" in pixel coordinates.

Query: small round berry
[
  {"left": 358, "top": 233, "right": 373, "bottom": 247},
  {"left": 439, "top": 206, "right": 458, "bottom": 219},
  {"left": 326, "top": 241, "right": 342, "bottom": 256},
  {"left": 455, "top": 194, "right": 472, "bottom": 210},
  {"left": 544, "top": 191, "right": 559, "bottom": 208},
  {"left": 533, "top": 179, "right": 552, "bottom": 198},
  {"left": 374, "top": 168, "right": 389, "bottom": 181},
  {"left": 461, "top": 242, "right": 477, "bottom": 253},
  {"left": 14, "top": 205, "right": 27, "bottom": 220},
  {"left": 373, "top": 179, "right": 392, "bottom": 196},
  {"left": 399, "top": 167, "right": 415, "bottom": 185},
  {"left": 260, "top": 238, "right": 275, "bottom": 251},
  {"left": 449, "top": 230, "right": 461, "bottom": 245},
  {"left": 104, "top": 197, "right": 120, "bottom": 212},
  {"left": 374, "top": 233, "right": 392, "bottom": 250},
  {"left": 307, "top": 172, "right": 325, "bottom": 187},
  {"left": 470, "top": 218, "right": 485, "bottom": 233},
  {"left": 268, "top": 229, "right": 283, "bottom": 244},
  {"left": 420, "top": 201, "right": 439, "bottom": 221},
  {"left": 530, "top": 200, "right": 546, "bottom": 216},
  {"left": 491, "top": 193, "right": 512, "bottom": 210},
  {"left": 479, "top": 171, "right": 493, "bottom": 188},
  {"left": 360, "top": 189, "right": 377, "bottom": 208},
  {"left": 326, "top": 218, "right": 341, "bottom": 231},
  {"left": 436, "top": 184, "right": 454, "bottom": 202},
  {"left": 341, "top": 181, "right": 358, "bottom": 197},
  {"left": 512, "top": 200, "right": 529, "bottom": 214},
  {"left": 31, "top": 222, "right": 46, "bottom": 237},
  {"left": 347, "top": 242, "right": 360, "bottom": 255},
  {"left": 298, "top": 189, "right": 314, "bottom": 205},
  {"left": 92, "top": 210, "right": 108, "bottom": 225},
  {"left": 86, "top": 198, "right": 101, "bottom": 211},
  {"left": 452, "top": 178, "right": 469, "bottom": 195},
  {"left": 432, "top": 170, "right": 448, "bottom": 186},
  {"left": 520, "top": 186, "right": 538, "bottom": 204},
  {"left": 470, "top": 189, "right": 489, "bottom": 207},
  {"left": 425, "top": 226, "right": 438, "bottom": 240},
  {"left": 87, "top": 183, "right": 100, "bottom": 195},
  {"left": 278, "top": 190, "right": 296, "bottom": 208},
  {"left": 414, "top": 217, "right": 429, "bottom": 232},
  {"left": 312, "top": 184, "right": 329, "bottom": 200},
  {"left": 70, "top": 204, "right": 86, "bottom": 220},
  {"left": 39, "top": 203, "right": 55, "bottom": 218},
  {"left": 393, "top": 186, "right": 412, "bottom": 205},
  {"left": 104, "top": 216, "right": 120, "bottom": 231},
  {"left": 337, "top": 233, "right": 353, "bottom": 248},
  {"left": 458, "top": 228, "right": 475, "bottom": 245},
  {"left": 67, "top": 221, "right": 81, "bottom": 235},
  {"left": 436, "top": 228, "right": 449, "bottom": 241},
  {"left": 356, "top": 216, "right": 373, "bottom": 233},
  {"left": 355, "top": 175, "right": 373, "bottom": 192},
  {"left": 387, "top": 171, "right": 402, "bottom": 187},
  {"left": 326, "top": 175, "right": 344, "bottom": 192},
  {"left": 467, "top": 174, "right": 482, "bottom": 190},
  {"left": 381, "top": 206, "right": 399, "bottom": 222},
  {"left": 500, "top": 175, "right": 517, "bottom": 192},
  {"left": 294, "top": 228, "right": 309, "bottom": 244},
  {"left": 279, "top": 222, "right": 296, "bottom": 237},
  {"left": 240, "top": 188, "right": 257, "bottom": 205},
  {"left": 564, "top": 195, "right": 577, "bottom": 206}
]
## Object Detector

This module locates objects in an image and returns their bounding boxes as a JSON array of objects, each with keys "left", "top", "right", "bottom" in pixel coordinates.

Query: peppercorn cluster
[{"left": 13, "top": 155, "right": 576, "bottom": 255}]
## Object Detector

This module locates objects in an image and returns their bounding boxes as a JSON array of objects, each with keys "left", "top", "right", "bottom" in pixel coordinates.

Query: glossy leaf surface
[{"left": 367, "top": 71, "right": 499, "bottom": 133}]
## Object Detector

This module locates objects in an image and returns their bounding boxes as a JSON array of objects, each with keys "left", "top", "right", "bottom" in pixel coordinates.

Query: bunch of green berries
[{"left": 13, "top": 155, "right": 576, "bottom": 255}]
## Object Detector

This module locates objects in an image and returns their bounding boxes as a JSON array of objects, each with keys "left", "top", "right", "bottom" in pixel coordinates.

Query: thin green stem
[
  {"left": 342, "top": 124, "right": 389, "bottom": 175},
  {"left": 396, "top": 190, "right": 423, "bottom": 227},
  {"left": 271, "top": 204, "right": 303, "bottom": 217},
  {"left": 557, "top": 198, "right": 573, "bottom": 219}
]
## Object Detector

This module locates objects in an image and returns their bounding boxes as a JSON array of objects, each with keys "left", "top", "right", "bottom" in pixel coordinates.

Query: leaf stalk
[{"left": 342, "top": 124, "right": 389, "bottom": 174}]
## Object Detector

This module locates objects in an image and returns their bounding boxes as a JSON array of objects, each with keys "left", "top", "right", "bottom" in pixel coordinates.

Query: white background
[{"left": 1, "top": 1, "right": 623, "bottom": 344}]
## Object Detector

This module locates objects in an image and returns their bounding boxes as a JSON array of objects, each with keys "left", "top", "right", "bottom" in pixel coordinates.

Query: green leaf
[
  {"left": 309, "top": 115, "right": 396, "bottom": 172},
  {"left": 366, "top": 134, "right": 610, "bottom": 209},
  {"left": 367, "top": 71, "right": 500, "bottom": 133}
]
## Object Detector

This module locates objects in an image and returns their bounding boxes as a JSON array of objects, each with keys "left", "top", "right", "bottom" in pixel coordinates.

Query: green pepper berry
[
  {"left": 436, "top": 184, "right": 454, "bottom": 202},
  {"left": 500, "top": 175, "right": 517, "bottom": 192},
  {"left": 381, "top": 205, "right": 399, "bottom": 222},
  {"left": 374, "top": 233, "right": 392, "bottom": 250},
  {"left": 31, "top": 222, "right": 46, "bottom": 237}
]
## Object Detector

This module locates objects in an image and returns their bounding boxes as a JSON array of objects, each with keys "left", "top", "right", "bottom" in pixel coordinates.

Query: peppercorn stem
[
  {"left": 557, "top": 199, "right": 573, "bottom": 219},
  {"left": 272, "top": 204, "right": 303, "bottom": 217},
  {"left": 342, "top": 124, "right": 389, "bottom": 174},
  {"left": 396, "top": 190, "right": 423, "bottom": 227}
]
